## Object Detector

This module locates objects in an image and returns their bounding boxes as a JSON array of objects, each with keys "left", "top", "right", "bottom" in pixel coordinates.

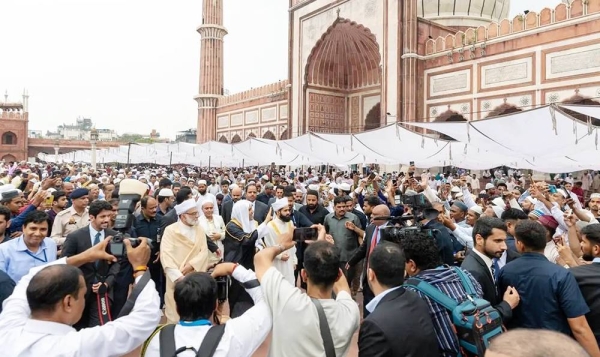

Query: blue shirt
[
  {"left": 365, "top": 286, "right": 402, "bottom": 313},
  {"left": 89, "top": 226, "right": 105, "bottom": 247},
  {"left": 498, "top": 252, "right": 589, "bottom": 334},
  {"left": 0, "top": 236, "right": 57, "bottom": 283}
]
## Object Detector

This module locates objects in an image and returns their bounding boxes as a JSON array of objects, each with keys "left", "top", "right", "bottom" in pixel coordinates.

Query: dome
[{"left": 418, "top": 0, "right": 511, "bottom": 29}]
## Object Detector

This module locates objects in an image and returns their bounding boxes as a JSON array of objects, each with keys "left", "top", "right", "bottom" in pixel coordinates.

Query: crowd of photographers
[{"left": 1, "top": 160, "right": 600, "bottom": 356}]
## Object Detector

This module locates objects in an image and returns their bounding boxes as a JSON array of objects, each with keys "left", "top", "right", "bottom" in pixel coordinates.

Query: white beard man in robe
[
  {"left": 160, "top": 199, "right": 220, "bottom": 323},
  {"left": 262, "top": 197, "right": 297, "bottom": 285}
]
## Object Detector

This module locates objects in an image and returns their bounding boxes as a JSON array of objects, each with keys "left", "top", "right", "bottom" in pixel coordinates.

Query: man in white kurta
[
  {"left": 161, "top": 199, "right": 220, "bottom": 323},
  {"left": 262, "top": 198, "right": 297, "bottom": 285}
]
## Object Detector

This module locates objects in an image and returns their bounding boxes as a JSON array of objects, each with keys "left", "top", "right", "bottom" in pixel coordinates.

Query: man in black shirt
[
  {"left": 298, "top": 189, "right": 328, "bottom": 225},
  {"left": 571, "top": 223, "right": 600, "bottom": 345},
  {"left": 0, "top": 270, "right": 15, "bottom": 312}
]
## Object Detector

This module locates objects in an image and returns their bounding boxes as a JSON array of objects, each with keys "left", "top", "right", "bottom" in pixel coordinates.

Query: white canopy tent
[{"left": 38, "top": 105, "right": 600, "bottom": 172}]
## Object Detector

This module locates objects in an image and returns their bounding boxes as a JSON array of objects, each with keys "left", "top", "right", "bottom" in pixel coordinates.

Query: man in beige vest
[{"left": 160, "top": 199, "right": 219, "bottom": 323}]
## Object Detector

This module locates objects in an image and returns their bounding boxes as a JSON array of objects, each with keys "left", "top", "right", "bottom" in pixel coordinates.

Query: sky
[{"left": 1, "top": 0, "right": 562, "bottom": 140}]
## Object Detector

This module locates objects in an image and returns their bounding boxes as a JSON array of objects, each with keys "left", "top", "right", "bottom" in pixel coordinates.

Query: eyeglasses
[{"left": 185, "top": 212, "right": 200, "bottom": 217}]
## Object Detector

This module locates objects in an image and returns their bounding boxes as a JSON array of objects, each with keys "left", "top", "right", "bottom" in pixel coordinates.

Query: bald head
[
  {"left": 485, "top": 329, "right": 588, "bottom": 357},
  {"left": 372, "top": 204, "right": 390, "bottom": 217},
  {"left": 231, "top": 187, "right": 243, "bottom": 202},
  {"left": 27, "top": 265, "right": 84, "bottom": 314}
]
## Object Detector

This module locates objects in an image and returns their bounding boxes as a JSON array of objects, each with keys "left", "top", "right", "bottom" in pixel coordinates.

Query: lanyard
[
  {"left": 25, "top": 249, "right": 47, "bottom": 263},
  {"left": 179, "top": 319, "right": 212, "bottom": 327}
]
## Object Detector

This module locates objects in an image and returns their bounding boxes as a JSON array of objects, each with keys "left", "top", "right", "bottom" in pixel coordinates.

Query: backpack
[
  {"left": 404, "top": 266, "right": 503, "bottom": 357},
  {"left": 141, "top": 323, "right": 226, "bottom": 357}
]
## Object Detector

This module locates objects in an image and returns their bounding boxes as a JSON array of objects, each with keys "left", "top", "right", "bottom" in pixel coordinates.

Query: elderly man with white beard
[
  {"left": 196, "top": 179, "right": 219, "bottom": 216},
  {"left": 259, "top": 198, "right": 297, "bottom": 285},
  {"left": 160, "top": 199, "right": 220, "bottom": 323}
]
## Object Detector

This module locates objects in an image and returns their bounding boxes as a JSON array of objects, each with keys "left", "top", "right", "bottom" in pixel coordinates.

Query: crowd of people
[{"left": 0, "top": 159, "right": 600, "bottom": 356}]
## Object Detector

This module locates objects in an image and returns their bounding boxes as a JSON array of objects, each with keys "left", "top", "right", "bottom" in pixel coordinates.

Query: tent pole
[
  {"left": 209, "top": 156, "right": 211, "bottom": 171},
  {"left": 170, "top": 152, "right": 173, "bottom": 167}
]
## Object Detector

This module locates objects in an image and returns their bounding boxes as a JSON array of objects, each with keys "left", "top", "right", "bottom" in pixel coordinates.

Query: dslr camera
[{"left": 108, "top": 179, "right": 154, "bottom": 257}]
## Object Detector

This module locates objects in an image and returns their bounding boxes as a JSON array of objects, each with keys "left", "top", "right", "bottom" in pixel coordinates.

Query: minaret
[{"left": 195, "top": 0, "right": 227, "bottom": 143}]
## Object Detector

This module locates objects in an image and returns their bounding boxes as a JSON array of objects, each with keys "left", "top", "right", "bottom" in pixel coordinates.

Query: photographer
[
  {"left": 141, "top": 262, "right": 271, "bottom": 357},
  {"left": 0, "top": 238, "right": 160, "bottom": 356}
]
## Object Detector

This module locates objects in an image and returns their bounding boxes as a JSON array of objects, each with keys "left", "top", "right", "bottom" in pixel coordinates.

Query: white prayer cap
[
  {"left": 451, "top": 186, "right": 461, "bottom": 193},
  {"left": 591, "top": 193, "right": 600, "bottom": 199},
  {"left": 485, "top": 183, "right": 495, "bottom": 190},
  {"left": 175, "top": 199, "right": 197, "bottom": 215},
  {"left": 491, "top": 197, "right": 505, "bottom": 207},
  {"left": 158, "top": 188, "right": 174, "bottom": 197},
  {"left": 556, "top": 189, "right": 568, "bottom": 199},
  {"left": 469, "top": 205, "right": 483, "bottom": 215},
  {"left": 271, "top": 198, "right": 288, "bottom": 212},
  {"left": 200, "top": 199, "right": 214, "bottom": 207},
  {"left": 198, "top": 180, "right": 207, "bottom": 185},
  {"left": 338, "top": 183, "right": 351, "bottom": 192},
  {"left": 0, "top": 184, "right": 18, "bottom": 200},
  {"left": 308, "top": 184, "right": 320, "bottom": 191},
  {"left": 492, "top": 206, "right": 505, "bottom": 219}
]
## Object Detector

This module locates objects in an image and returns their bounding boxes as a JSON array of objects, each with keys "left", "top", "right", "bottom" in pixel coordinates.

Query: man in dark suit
[
  {"left": 421, "top": 207, "right": 455, "bottom": 266},
  {"left": 256, "top": 183, "right": 274, "bottom": 206},
  {"left": 348, "top": 204, "right": 389, "bottom": 317},
  {"left": 221, "top": 186, "right": 242, "bottom": 225},
  {"left": 571, "top": 223, "right": 600, "bottom": 344},
  {"left": 461, "top": 217, "right": 519, "bottom": 322},
  {"left": 61, "top": 200, "right": 120, "bottom": 329},
  {"left": 500, "top": 208, "right": 529, "bottom": 260},
  {"left": 245, "top": 183, "right": 268, "bottom": 224},
  {"left": 359, "top": 242, "right": 440, "bottom": 357}
]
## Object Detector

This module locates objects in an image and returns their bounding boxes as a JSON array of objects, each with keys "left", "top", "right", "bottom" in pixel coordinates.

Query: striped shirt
[{"left": 404, "top": 267, "right": 484, "bottom": 357}]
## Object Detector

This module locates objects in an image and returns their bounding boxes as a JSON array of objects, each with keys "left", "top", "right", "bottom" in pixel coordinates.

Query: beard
[
  {"left": 306, "top": 203, "right": 317, "bottom": 210},
  {"left": 183, "top": 216, "right": 198, "bottom": 226},
  {"left": 199, "top": 188, "right": 207, "bottom": 195},
  {"left": 279, "top": 214, "right": 292, "bottom": 222},
  {"left": 582, "top": 253, "right": 594, "bottom": 262}
]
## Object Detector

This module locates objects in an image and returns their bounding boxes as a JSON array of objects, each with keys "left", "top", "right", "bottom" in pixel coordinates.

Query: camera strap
[
  {"left": 117, "top": 270, "right": 151, "bottom": 318},
  {"left": 156, "top": 323, "right": 226, "bottom": 357},
  {"left": 311, "top": 298, "right": 336, "bottom": 357},
  {"left": 96, "top": 281, "right": 112, "bottom": 325}
]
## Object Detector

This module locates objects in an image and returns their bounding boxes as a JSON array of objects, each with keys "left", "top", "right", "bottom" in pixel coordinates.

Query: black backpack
[{"left": 141, "top": 323, "right": 226, "bottom": 357}]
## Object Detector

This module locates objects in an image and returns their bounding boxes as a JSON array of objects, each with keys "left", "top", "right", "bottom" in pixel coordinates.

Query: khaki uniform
[{"left": 51, "top": 206, "right": 90, "bottom": 247}]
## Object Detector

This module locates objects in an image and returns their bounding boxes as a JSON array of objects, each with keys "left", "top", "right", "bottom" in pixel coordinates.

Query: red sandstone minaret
[{"left": 195, "top": 0, "right": 227, "bottom": 143}]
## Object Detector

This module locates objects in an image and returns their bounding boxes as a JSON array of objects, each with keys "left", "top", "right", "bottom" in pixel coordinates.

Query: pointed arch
[
  {"left": 1, "top": 131, "right": 17, "bottom": 145},
  {"left": 218, "top": 135, "right": 228, "bottom": 143},
  {"left": 485, "top": 101, "right": 522, "bottom": 118},
  {"left": 1, "top": 154, "right": 16, "bottom": 162},
  {"left": 562, "top": 92, "right": 600, "bottom": 125},
  {"left": 279, "top": 129, "right": 288, "bottom": 140},
  {"left": 247, "top": 132, "right": 257, "bottom": 139},
  {"left": 364, "top": 103, "right": 381, "bottom": 131},
  {"left": 262, "top": 131, "right": 276, "bottom": 140},
  {"left": 305, "top": 18, "right": 381, "bottom": 90},
  {"left": 433, "top": 110, "right": 467, "bottom": 141},
  {"left": 231, "top": 134, "right": 242, "bottom": 143}
]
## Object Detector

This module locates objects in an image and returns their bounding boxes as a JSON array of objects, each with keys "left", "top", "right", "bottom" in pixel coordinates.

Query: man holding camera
[
  {"left": 161, "top": 199, "right": 220, "bottom": 323},
  {"left": 141, "top": 262, "right": 271, "bottom": 357},
  {"left": 61, "top": 200, "right": 120, "bottom": 329},
  {"left": 0, "top": 235, "right": 160, "bottom": 356}
]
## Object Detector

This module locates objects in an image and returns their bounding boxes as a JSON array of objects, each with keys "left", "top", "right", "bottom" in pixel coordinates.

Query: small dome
[{"left": 418, "top": 0, "right": 511, "bottom": 29}]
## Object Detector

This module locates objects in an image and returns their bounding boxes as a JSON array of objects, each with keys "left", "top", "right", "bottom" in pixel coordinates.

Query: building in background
[
  {"left": 176, "top": 129, "right": 197, "bottom": 143},
  {"left": 45, "top": 117, "right": 118, "bottom": 141},
  {"left": 0, "top": 91, "right": 29, "bottom": 162},
  {"left": 28, "top": 130, "right": 42, "bottom": 139},
  {"left": 195, "top": 0, "right": 600, "bottom": 144}
]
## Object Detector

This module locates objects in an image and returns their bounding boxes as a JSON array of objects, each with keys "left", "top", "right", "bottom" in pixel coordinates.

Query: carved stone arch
[
  {"left": 305, "top": 18, "right": 381, "bottom": 90},
  {"left": 1, "top": 131, "right": 17, "bottom": 145},
  {"left": 218, "top": 135, "right": 228, "bottom": 143},
  {"left": 364, "top": 102, "right": 381, "bottom": 131},
  {"left": 231, "top": 134, "right": 242, "bottom": 143},
  {"left": 247, "top": 132, "right": 257, "bottom": 139},
  {"left": 485, "top": 99, "right": 522, "bottom": 118},
  {"left": 279, "top": 129, "right": 288, "bottom": 140},
  {"left": 1, "top": 154, "right": 16, "bottom": 162},
  {"left": 263, "top": 131, "right": 276, "bottom": 140},
  {"left": 562, "top": 91, "right": 600, "bottom": 125},
  {"left": 433, "top": 109, "right": 467, "bottom": 141}
]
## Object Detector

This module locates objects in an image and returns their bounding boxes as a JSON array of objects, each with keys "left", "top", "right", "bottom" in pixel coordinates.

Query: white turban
[
  {"left": 271, "top": 198, "right": 288, "bottom": 212},
  {"left": 175, "top": 199, "right": 197, "bottom": 215}
]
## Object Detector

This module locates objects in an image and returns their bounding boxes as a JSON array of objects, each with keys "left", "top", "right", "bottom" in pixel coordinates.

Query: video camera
[
  {"left": 377, "top": 213, "right": 439, "bottom": 245},
  {"left": 109, "top": 179, "right": 154, "bottom": 257}
]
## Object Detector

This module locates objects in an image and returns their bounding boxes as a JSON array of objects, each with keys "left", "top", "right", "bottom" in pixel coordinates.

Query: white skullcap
[
  {"left": 308, "top": 184, "right": 320, "bottom": 191},
  {"left": 200, "top": 199, "right": 213, "bottom": 207},
  {"left": 591, "top": 193, "right": 600, "bottom": 199},
  {"left": 175, "top": 199, "right": 197, "bottom": 215},
  {"left": 469, "top": 205, "right": 483, "bottom": 215},
  {"left": 271, "top": 198, "right": 288, "bottom": 212},
  {"left": 451, "top": 186, "right": 461, "bottom": 193},
  {"left": 338, "top": 183, "right": 351, "bottom": 192},
  {"left": 198, "top": 179, "right": 207, "bottom": 185},
  {"left": 158, "top": 188, "right": 174, "bottom": 197}
]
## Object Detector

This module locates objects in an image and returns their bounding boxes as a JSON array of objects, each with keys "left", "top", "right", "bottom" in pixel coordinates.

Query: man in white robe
[
  {"left": 161, "top": 199, "right": 219, "bottom": 323},
  {"left": 261, "top": 198, "right": 297, "bottom": 285},
  {"left": 196, "top": 179, "right": 219, "bottom": 216}
]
